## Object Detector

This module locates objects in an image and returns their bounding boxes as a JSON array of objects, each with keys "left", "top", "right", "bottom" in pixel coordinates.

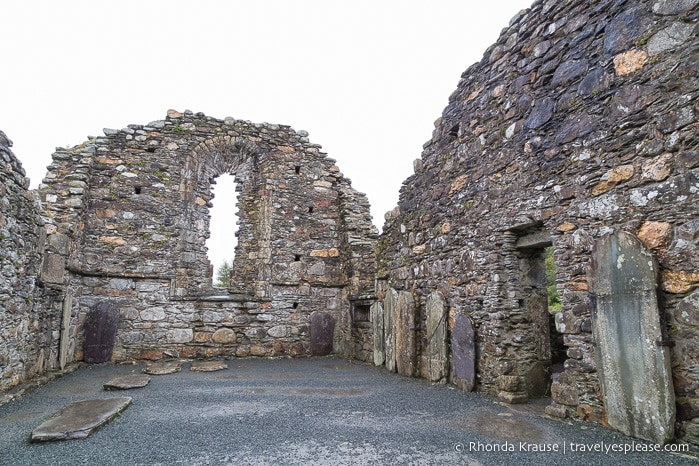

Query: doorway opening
[
  {"left": 515, "top": 236, "right": 566, "bottom": 398},
  {"left": 206, "top": 173, "right": 239, "bottom": 289},
  {"left": 545, "top": 246, "right": 566, "bottom": 381}
]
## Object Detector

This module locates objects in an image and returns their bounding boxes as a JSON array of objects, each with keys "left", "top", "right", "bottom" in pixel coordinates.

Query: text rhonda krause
[{"left": 464, "top": 441, "right": 690, "bottom": 454}]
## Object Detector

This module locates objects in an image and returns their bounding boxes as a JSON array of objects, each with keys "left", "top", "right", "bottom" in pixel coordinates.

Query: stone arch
[
  {"left": 174, "top": 135, "right": 271, "bottom": 297},
  {"left": 192, "top": 135, "right": 264, "bottom": 181}
]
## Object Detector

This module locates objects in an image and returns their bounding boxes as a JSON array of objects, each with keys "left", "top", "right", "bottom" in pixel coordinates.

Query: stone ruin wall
[
  {"left": 28, "top": 110, "right": 378, "bottom": 367},
  {"left": 2, "top": 0, "right": 699, "bottom": 448},
  {"left": 377, "top": 0, "right": 699, "bottom": 445},
  {"left": 0, "top": 132, "right": 64, "bottom": 393}
]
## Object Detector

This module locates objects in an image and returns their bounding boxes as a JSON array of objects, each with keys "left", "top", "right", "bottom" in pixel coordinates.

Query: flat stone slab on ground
[
  {"left": 143, "top": 361, "right": 182, "bottom": 375},
  {"left": 190, "top": 361, "right": 228, "bottom": 372},
  {"left": 104, "top": 374, "right": 151, "bottom": 390},
  {"left": 30, "top": 397, "right": 132, "bottom": 442}
]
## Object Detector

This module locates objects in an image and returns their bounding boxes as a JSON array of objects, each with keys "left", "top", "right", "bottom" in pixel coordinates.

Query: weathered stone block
[
  {"left": 30, "top": 397, "right": 132, "bottom": 442},
  {"left": 425, "top": 291, "right": 448, "bottom": 382},
  {"left": 249, "top": 345, "right": 266, "bottom": 357},
  {"left": 383, "top": 288, "right": 398, "bottom": 372},
  {"left": 554, "top": 312, "right": 581, "bottom": 334},
  {"left": 613, "top": 49, "right": 648, "bottom": 76},
  {"left": 212, "top": 328, "right": 236, "bottom": 344},
  {"left": 395, "top": 290, "right": 416, "bottom": 377},
  {"left": 551, "top": 382, "right": 579, "bottom": 406},
  {"left": 451, "top": 314, "right": 476, "bottom": 392},
  {"left": 41, "top": 253, "right": 65, "bottom": 284},
  {"left": 661, "top": 269, "right": 699, "bottom": 294},
  {"left": 166, "top": 329, "right": 193, "bottom": 344},
  {"left": 641, "top": 154, "right": 673, "bottom": 182},
  {"left": 653, "top": 0, "right": 699, "bottom": 15},
  {"left": 194, "top": 331, "right": 212, "bottom": 343},
  {"left": 268, "top": 325, "right": 291, "bottom": 338},
  {"left": 190, "top": 360, "right": 227, "bottom": 372},
  {"left": 637, "top": 220, "right": 672, "bottom": 250},
  {"left": 589, "top": 231, "right": 675, "bottom": 444},
  {"left": 498, "top": 375, "right": 520, "bottom": 392},
  {"left": 371, "top": 301, "right": 385, "bottom": 366},
  {"left": 648, "top": 22, "right": 694, "bottom": 55},
  {"left": 310, "top": 312, "right": 335, "bottom": 356},
  {"left": 143, "top": 361, "right": 181, "bottom": 375},
  {"left": 676, "top": 291, "right": 699, "bottom": 326},
  {"left": 498, "top": 391, "right": 528, "bottom": 404},
  {"left": 591, "top": 165, "right": 634, "bottom": 196},
  {"left": 545, "top": 403, "right": 568, "bottom": 419},
  {"left": 140, "top": 308, "right": 166, "bottom": 321},
  {"left": 84, "top": 302, "right": 119, "bottom": 363},
  {"left": 104, "top": 375, "right": 150, "bottom": 390}
]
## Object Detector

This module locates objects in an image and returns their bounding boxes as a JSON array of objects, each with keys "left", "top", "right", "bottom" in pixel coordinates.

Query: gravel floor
[{"left": 0, "top": 357, "right": 695, "bottom": 465}]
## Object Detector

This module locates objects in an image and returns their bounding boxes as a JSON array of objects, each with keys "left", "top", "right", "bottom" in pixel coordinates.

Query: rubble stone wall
[
  {"left": 0, "top": 132, "right": 60, "bottom": 392},
  {"left": 378, "top": 0, "right": 699, "bottom": 445},
  {"left": 38, "top": 110, "right": 378, "bottom": 362}
]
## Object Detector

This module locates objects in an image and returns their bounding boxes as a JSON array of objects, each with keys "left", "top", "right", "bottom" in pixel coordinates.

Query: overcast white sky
[{"left": 2, "top": 0, "right": 532, "bottom": 267}]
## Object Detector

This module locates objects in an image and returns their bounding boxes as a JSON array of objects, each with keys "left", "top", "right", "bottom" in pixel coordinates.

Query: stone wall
[
  {"left": 38, "top": 110, "right": 377, "bottom": 363},
  {"left": 377, "top": 0, "right": 699, "bottom": 445},
  {"left": 0, "top": 131, "right": 60, "bottom": 392}
]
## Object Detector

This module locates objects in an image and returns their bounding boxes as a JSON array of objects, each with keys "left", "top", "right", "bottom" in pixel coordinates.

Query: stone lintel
[
  {"left": 501, "top": 216, "right": 541, "bottom": 232},
  {"left": 199, "top": 294, "right": 255, "bottom": 302},
  {"left": 515, "top": 231, "right": 551, "bottom": 249}
]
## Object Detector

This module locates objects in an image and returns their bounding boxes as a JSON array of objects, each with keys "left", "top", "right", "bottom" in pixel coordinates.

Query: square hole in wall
[{"left": 352, "top": 304, "right": 370, "bottom": 324}]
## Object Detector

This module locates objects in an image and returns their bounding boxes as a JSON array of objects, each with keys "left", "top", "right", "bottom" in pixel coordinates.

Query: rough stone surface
[
  {"left": 211, "top": 328, "right": 237, "bottom": 345},
  {"left": 143, "top": 361, "right": 182, "bottom": 375},
  {"left": 653, "top": 0, "right": 699, "bottom": 15},
  {"left": 30, "top": 397, "right": 132, "bottom": 442},
  {"left": 1, "top": 0, "right": 699, "bottom": 450},
  {"left": 310, "top": 312, "right": 335, "bottom": 356},
  {"left": 424, "top": 291, "right": 448, "bottom": 382},
  {"left": 451, "top": 315, "right": 476, "bottom": 392},
  {"left": 0, "top": 132, "right": 58, "bottom": 393},
  {"left": 395, "top": 290, "right": 416, "bottom": 377},
  {"left": 103, "top": 374, "right": 151, "bottom": 390},
  {"left": 371, "top": 301, "right": 385, "bottom": 366},
  {"left": 34, "top": 110, "right": 377, "bottom": 364},
  {"left": 383, "top": 287, "right": 398, "bottom": 372},
  {"left": 190, "top": 360, "right": 228, "bottom": 372},
  {"left": 83, "top": 302, "right": 119, "bottom": 363},
  {"left": 589, "top": 232, "right": 675, "bottom": 444},
  {"left": 376, "top": 0, "right": 699, "bottom": 446}
]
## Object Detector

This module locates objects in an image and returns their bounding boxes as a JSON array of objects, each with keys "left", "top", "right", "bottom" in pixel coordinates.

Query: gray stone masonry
[
  {"left": 2, "top": 0, "right": 699, "bottom": 450},
  {"left": 0, "top": 131, "right": 60, "bottom": 393},
  {"left": 377, "top": 0, "right": 699, "bottom": 447},
  {"left": 36, "top": 109, "right": 377, "bottom": 363}
]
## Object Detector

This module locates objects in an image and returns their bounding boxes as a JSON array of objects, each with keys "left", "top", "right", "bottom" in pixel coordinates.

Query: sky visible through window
[{"left": 207, "top": 173, "right": 239, "bottom": 268}]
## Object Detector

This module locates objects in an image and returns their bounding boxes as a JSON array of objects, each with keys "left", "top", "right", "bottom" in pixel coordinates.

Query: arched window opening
[{"left": 207, "top": 173, "right": 239, "bottom": 289}]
